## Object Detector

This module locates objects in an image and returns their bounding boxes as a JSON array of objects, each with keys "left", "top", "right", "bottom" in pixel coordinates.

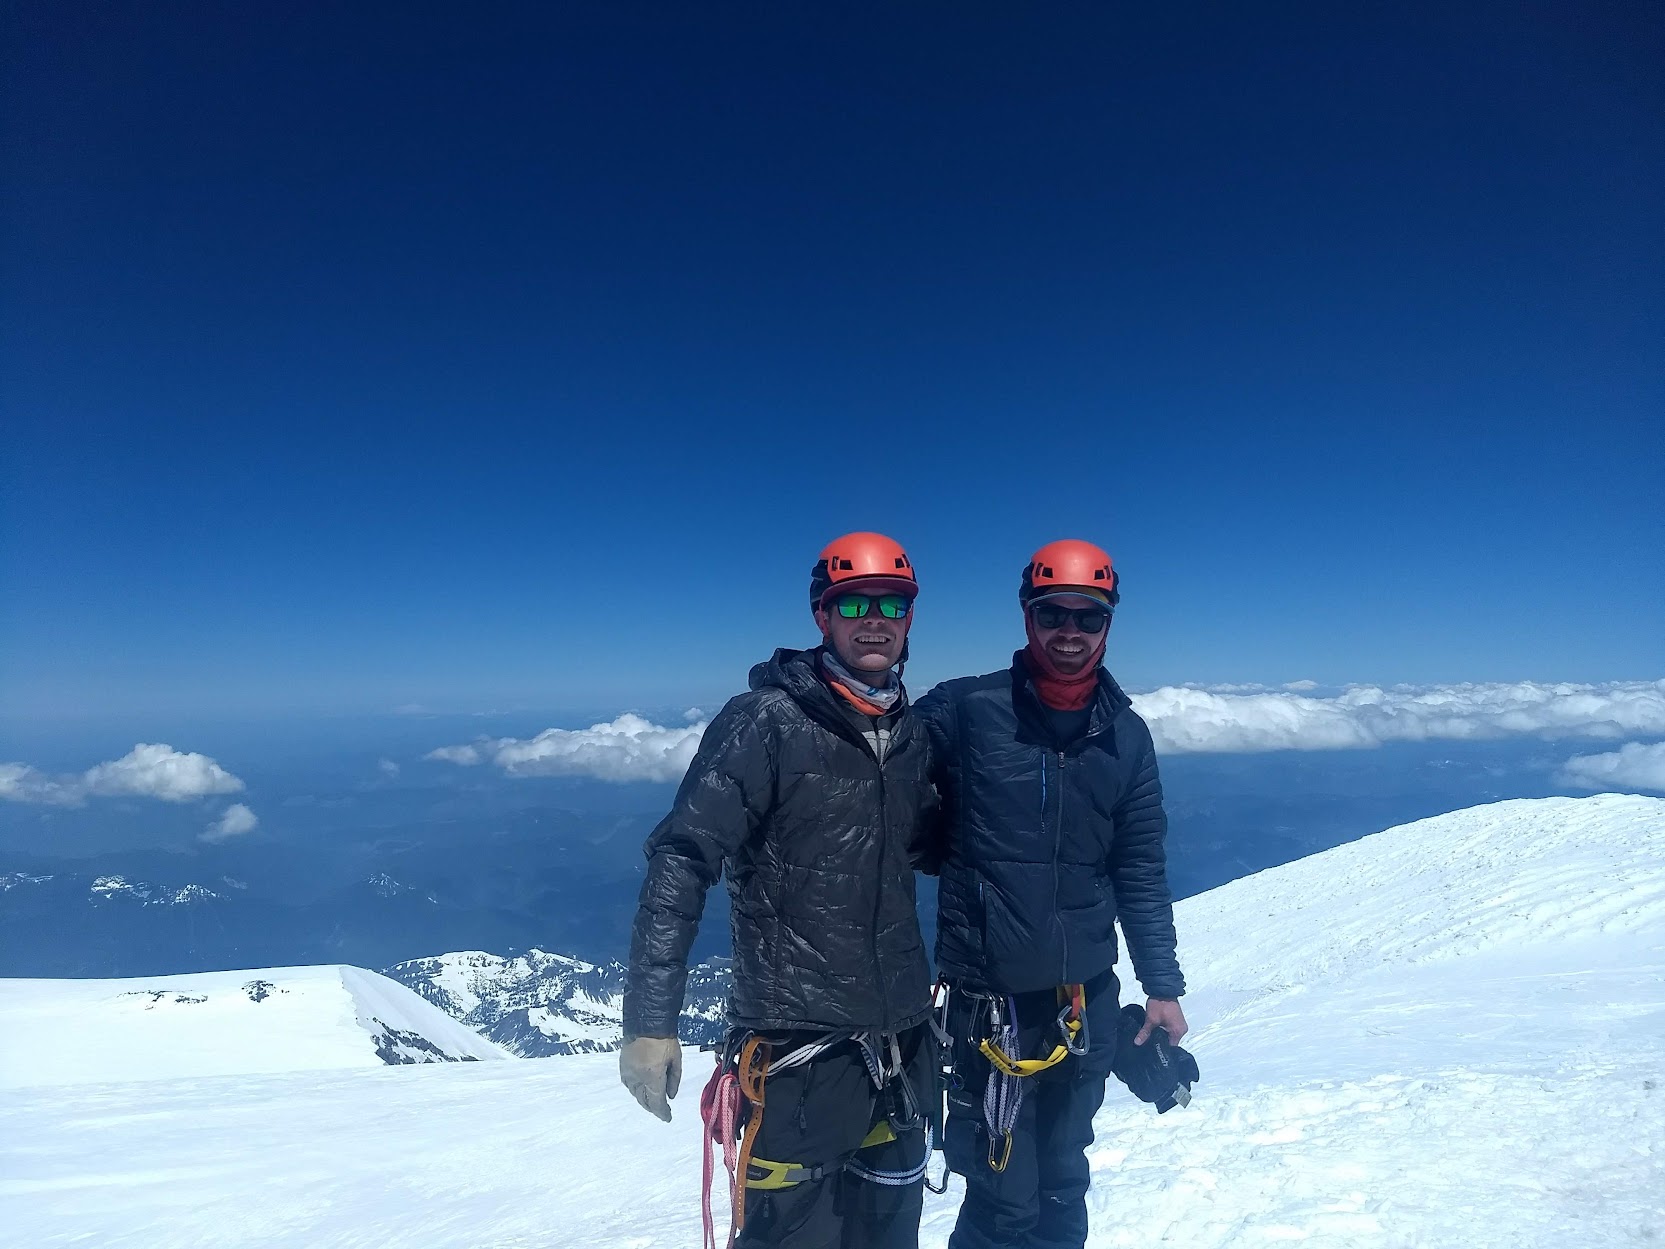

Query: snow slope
[
  {"left": 2, "top": 795, "right": 1661, "bottom": 1247},
  {"left": 0, "top": 964, "right": 508, "bottom": 1089}
]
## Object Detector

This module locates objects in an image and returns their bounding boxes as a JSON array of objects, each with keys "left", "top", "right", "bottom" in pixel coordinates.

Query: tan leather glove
[{"left": 619, "top": 1035, "right": 682, "bottom": 1122}]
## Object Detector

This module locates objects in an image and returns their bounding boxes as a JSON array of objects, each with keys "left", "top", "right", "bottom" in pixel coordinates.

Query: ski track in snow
[{"left": 3, "top": 795, "right": 1663, "bottom": 1247}]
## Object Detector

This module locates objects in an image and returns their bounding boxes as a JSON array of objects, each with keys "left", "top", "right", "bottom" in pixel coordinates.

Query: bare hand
[{"left": 1136, "top": 997, "right": 1188, "bottom": 1045}]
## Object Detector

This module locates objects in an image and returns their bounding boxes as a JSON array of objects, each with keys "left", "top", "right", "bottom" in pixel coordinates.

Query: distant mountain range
[
  {"left": 0, "top": 869, "right": 732, "bottom": 1058},
  {"left": 0, "top": 859, "right": 713, "bottom": 979},
  {"left": 384, "top": 948, "right": 732, "bottom": 1056}
]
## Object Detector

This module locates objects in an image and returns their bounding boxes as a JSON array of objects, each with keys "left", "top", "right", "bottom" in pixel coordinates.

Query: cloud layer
[
  {"left": 202, "top": 803, "right": 261, "bottom": 842},
  {"left": 427, "top": 714, "right": 707, "bottom": 783},
  {"left": 420, "top": 680, "right": 1665, "bottom": 783},
  {"left": 0, "top": 744, "right": 247, "bottom": 807},
  {"left": 1559, "top": 741, "right": 1665, "bottom": 795},
  {"left": 1132, "top": 680, "right": 1665, "bottom": 754}
]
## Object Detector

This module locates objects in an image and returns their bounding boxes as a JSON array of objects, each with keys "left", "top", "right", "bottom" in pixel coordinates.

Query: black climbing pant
[
  {"left": 943, "top": 970, "right": 1119, "bottom": 1249},
  {"left": 736, "top": 1024, "right": 933, "bottom": 1249}
]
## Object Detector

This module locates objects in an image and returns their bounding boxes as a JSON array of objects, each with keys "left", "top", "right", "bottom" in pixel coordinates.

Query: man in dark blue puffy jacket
[{"left": 915, "top": 538, "right": 1188, "bottom": 1249}]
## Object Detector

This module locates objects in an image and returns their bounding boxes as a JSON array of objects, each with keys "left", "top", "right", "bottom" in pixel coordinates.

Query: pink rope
[{"left": 700, "top": 1058, "right": 743, "bottom": 1249}]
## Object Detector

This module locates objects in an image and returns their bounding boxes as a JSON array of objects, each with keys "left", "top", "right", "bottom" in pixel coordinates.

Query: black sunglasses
[{"left": 1030, "top": 603, "right": 1110, "bottom": 634}]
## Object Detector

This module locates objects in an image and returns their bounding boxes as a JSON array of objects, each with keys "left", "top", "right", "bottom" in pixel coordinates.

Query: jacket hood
[
  {"left": 752, "top": 647, "right": 910, "bottom": 741},
  {"left": 749, "top": 646, "right": 825, "bottom": 700}
]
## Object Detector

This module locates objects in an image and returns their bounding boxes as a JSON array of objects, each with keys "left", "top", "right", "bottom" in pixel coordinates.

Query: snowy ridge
[
  {"left": 89, "top": 873, "right": 221, "bottom": 906},
  {"left": 0, "top": 964, "right": 509, "bottom": 1089},
  {"left": 385, "top": 948, "right": 730, "bottom": 1056},
  {"left": 1172, "top": 793, "right": 1665, "bottom": 992},
  {"left": 0, "top": 871, "right": 53, "bottom": 891}
]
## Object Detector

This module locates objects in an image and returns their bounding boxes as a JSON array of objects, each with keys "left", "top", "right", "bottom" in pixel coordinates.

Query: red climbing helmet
[
  {"left": 810, "top": 532, "right": 919, "bottom": 609},
  {"left": 1019, "top": 539, "right": 1120, "bottom": 607}
]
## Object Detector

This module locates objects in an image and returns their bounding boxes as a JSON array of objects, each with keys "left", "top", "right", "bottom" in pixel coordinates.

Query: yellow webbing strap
[
  {"left": 977, "top": 984, "right": 1086, "bottom": 1078},
  {"left": 745, "top": 1155, "right": 809, "bottom": 1191},
  {"left": 859, "top": 1119, "right": 897, "bottom": 1149},
  {"left": 745, "top": 1117, "right": 898, "bottom": 1189}
]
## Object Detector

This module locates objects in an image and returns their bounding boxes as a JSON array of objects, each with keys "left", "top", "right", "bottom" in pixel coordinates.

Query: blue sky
[{"left": 3, "top": 2, "right": 1661, "bottom": 724}]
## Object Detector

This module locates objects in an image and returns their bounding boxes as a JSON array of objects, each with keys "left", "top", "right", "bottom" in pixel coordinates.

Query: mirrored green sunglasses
[{"left": 832, "top": 593, "right": 913, "bottom": 620}]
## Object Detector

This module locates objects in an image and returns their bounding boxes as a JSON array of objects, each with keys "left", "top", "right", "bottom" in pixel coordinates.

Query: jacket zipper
[
  {"left": 870, "top": 725, "right": 892, "bottom": 1029},
  {"left": 1054, "top": 751, "right": 1068, "bottom": 983}
]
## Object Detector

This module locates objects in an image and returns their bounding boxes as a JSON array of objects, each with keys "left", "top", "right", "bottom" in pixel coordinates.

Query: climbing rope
[{"left": 700, "top": 1035, "right": 771, "bottom": 1249}]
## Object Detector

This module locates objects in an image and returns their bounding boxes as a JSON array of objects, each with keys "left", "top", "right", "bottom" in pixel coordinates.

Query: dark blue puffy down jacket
[{"left": 915, "top": 655, "right": 1185, "bottom": 999}]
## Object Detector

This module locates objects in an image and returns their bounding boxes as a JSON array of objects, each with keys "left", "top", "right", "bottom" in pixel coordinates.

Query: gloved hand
[
  {"left": 1111, "top": 1004, "right": 1199, "bottom": 1113},
  {"left": 619, "top": 1035, "right": 682, "bottom": 1122}
]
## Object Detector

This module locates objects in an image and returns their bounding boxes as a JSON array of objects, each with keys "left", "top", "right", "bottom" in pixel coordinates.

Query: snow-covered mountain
[
  {"left": 4, "top": 795, "right": 1661, "bottom": 1247},
  {"left": 0, "top": 964, "right": 509, "bottom": 1089},
  {"left": 385, "top": 948, "right": 730, "bottom": 1055}
]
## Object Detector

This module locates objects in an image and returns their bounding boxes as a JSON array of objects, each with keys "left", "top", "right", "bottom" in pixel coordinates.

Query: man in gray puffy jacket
[{"left": 620, "top": 531, "right": 940, "bottom": 1249}]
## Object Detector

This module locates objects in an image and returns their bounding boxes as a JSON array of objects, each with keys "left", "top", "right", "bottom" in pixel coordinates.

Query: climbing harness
[
  {"left": 962, "top": 983, "right": 1090, "bottom": 1172},
  {"left": 699, "top": 1027, "right": 929, "bottom": 1248}
]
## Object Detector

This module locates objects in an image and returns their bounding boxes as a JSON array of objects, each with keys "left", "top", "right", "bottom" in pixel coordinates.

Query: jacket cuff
[{"left": 622, "top": 1008, "right": 679, "bottom": 1040}]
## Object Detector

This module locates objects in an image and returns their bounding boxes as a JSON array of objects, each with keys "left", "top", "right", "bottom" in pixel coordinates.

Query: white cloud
[
  {"left": 202, "top": 803, "right": 260, "bottom": 843},
  {"left": 82, "top": 744, "right": 246, "bottom": 802},
  {"left": 428, "top": 714, "right": 707, "bottom": 784},
  {"left": 378, "top": 758, "right": 401, "bottom": 779},
  {"left": 413, "top": 680, "right": 1665, "bottom": 780},
  {"left": 1283, "top": 679, "right": 1319, "bottom": 692},
  {"left": 1133, "top": 680, "right": 1665, "bottom": 754},
  {"left": 1558, "top": 742, "right": 1665, "bottom": 794},
  {"left": 425, "top": 744, "right": 482, "bottom": 766},
  {"left": 0, "top": 763, "right": 81, "bottom": 806},
  {"left": 1, "top": 744, "right": 247, "bottom": 806}
]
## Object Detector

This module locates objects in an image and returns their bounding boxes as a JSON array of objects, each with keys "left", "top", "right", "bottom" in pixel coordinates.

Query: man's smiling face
[
  {"left": 1027, "top": 593, "right": 1109, "bottom": 676},
  {"left": 817, "top": 591, "right": 911, "bottom": 676}
]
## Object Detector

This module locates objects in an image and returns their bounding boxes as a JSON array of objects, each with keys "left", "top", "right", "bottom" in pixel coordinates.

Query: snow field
[
  {"left": 2, "top": 795, "right": 1662, "bottom": 1246},
  {"left": 0, "top": 965, "right": 507, "bottom": 1090}
]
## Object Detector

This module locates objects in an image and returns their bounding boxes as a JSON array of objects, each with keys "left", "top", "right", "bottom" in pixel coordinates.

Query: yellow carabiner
[{"left": 988, "top": 1130, "right": 1014, "bottom": 1173}]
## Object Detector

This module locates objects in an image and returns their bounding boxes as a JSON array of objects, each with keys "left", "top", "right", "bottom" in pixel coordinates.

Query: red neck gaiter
[{"left": 1022, "top": 618, "right": 1107, "bottom": 711}]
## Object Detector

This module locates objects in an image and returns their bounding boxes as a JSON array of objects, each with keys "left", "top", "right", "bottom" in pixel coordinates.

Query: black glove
[{"left": 1111, "top": 1004, "right": 1199, "bottom": 1113}]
